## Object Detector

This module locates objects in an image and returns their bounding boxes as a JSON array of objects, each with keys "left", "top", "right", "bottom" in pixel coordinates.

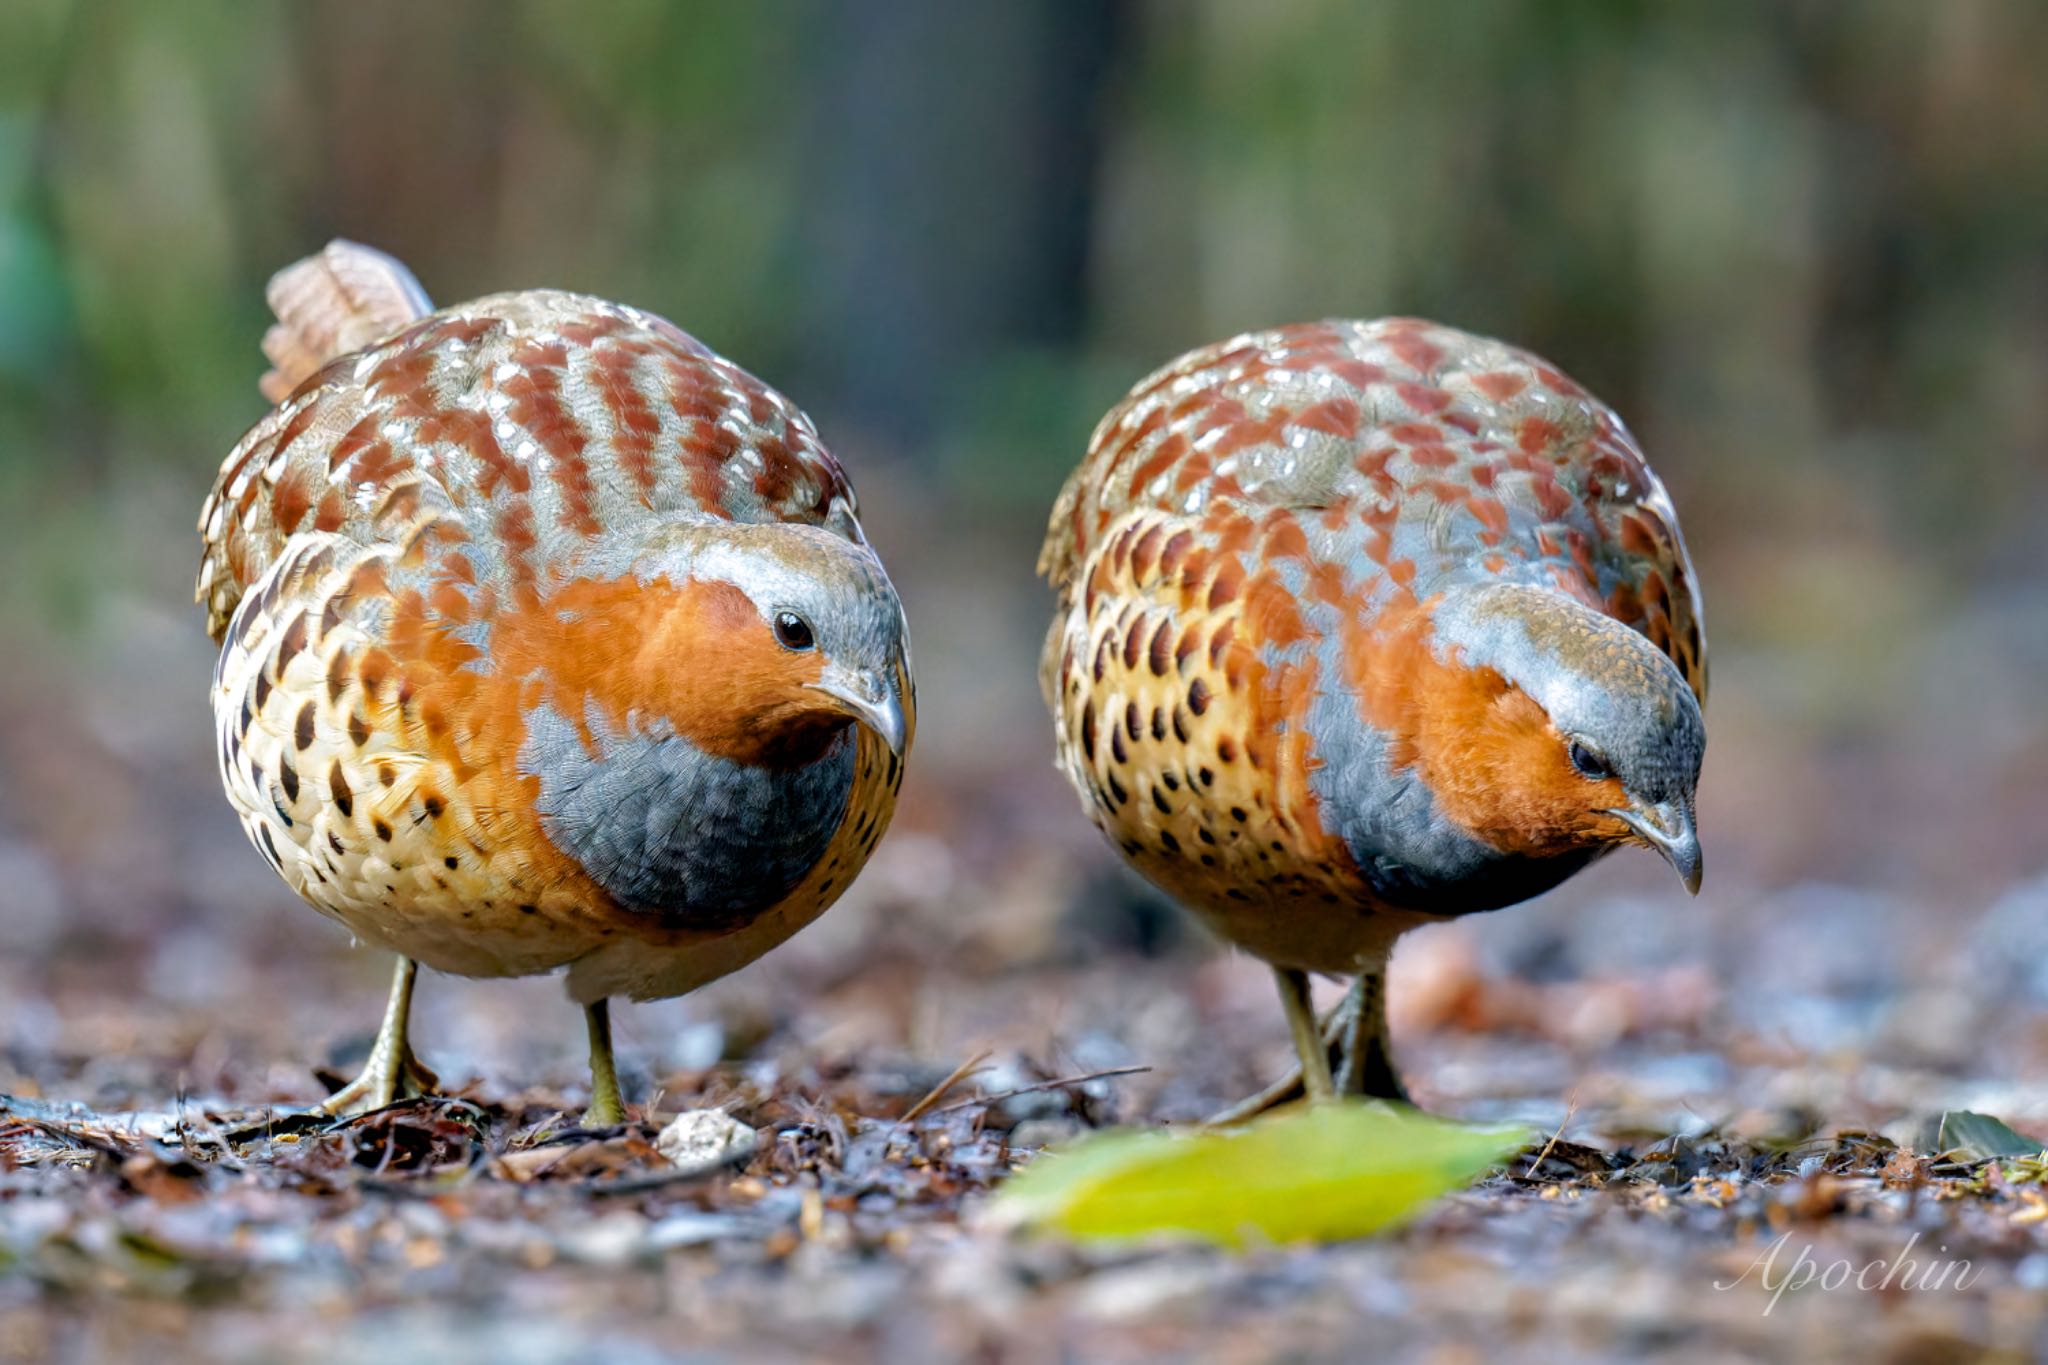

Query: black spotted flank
[
  {"left": 295, "top": 701, "right": 317, "bottom": 751},
  {"left": 326, "top": 648, "right": 352, "bottom": 704},
  {"left": 1146, "top": 620, "right": 1173, "bottom": 676}
]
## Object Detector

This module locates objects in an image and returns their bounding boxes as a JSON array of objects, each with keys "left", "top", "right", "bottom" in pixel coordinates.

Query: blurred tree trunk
[{"left": 793, "top": 0, "right": 1128, "bottom": 452}]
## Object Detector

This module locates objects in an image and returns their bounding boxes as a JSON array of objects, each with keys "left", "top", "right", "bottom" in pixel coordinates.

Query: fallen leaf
[
  {"left": 988, "top": 1101, "right": 1529, "bottom": 1248},
  {"left": 1933, "top": 1111, "right": 2043, "bottom": 1164}
]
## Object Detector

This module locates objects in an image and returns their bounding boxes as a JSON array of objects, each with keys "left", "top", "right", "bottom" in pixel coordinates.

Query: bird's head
[
  {"left": 1400, "top": 583, "right": 1704, "bottom": 892},
  {"left": 558, "top": 521, "right": 911, "bottom": 768}
]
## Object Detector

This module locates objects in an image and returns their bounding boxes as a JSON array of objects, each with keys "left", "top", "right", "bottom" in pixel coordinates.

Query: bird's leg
[
  {"left": 582, "top": 998, "right": 626, "bottom": 1128},
  {"left": 315, "top": 955, "right": 439, "bottom": 1116},
  {"left": 1275, "top": 967, "right": 1335, "bottom": 1103},
  {"left": 1204, "top": 984, "right": 1355, "bottom": 1126},
  {"left": 1335, "top": 965, "right": 1409, "bottom": 1102}
]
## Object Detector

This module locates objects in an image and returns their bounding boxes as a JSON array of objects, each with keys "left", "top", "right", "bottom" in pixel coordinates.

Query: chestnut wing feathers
[
  {"left": 199, "top": 291, "right": 861, "bottom": 643},
  {"left": 1040, "top": 318, "right": 1706, "bottom": 702}
]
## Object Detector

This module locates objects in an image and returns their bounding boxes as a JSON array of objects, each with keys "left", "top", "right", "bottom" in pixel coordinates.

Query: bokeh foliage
[{"left": 0, "top": 0, "right": 2042, "bottom": 936}]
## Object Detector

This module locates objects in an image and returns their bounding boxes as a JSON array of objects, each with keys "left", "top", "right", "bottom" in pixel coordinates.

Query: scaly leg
[
  {"left": 316, "top": 956, "right": 438, "bottom": 1116},
  {"left": 1206, "top": 982, "right": 1354, "bottom": 1126},
  {"left": 1209, "top": 965, "right": 1416, "bottom": 1123},
  {"left": 582, "top": 998, "right": 626, "bottom": 1127},
  {"left": 1275, "top": 966, "right": 1335, "bottom": 1103},
  {"left": 1335, "top": 965, "right": 1409, "bottom": 1102}
]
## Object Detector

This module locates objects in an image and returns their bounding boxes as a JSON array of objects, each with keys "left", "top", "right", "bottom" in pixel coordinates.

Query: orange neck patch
[
  {"left": 1343, "top": 606, "right": 1632, "bottom": 856},
  {"left": 490, "top": 574, "right": 843, "bottom": 768}
]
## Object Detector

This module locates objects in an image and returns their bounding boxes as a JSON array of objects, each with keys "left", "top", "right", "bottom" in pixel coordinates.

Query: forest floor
[{"left": 7, "top": 876, "right": 2048, "bottom": 1365}]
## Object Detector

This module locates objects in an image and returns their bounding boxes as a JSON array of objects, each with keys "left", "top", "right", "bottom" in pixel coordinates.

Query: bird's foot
[
  {"left": 1203, "top": 975, "right": 1410, "bottom": 1126},
  {"left": 312, "top": 1045, "right": 440, "bottom": 1118},
  {"left": 1204, "top": 1053, "right": 1411, "bottom": 1126},
  {"left": 1203, "top": 988, "right": 1353, "bottom": 1127},
  {"left": 1204, "top": 1065, "right": 1310, "bottom": 1127},
  {"left": 1335, "top": 1038, "right": 1411, "bottom": 1107},
  {"left": 580, "top": 1093, "right": 625, "bottom": 1129}
]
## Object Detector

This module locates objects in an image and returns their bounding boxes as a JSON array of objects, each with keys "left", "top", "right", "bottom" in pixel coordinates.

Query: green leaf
[
  {"left": 1933, "top": 1110, "right": 2043, "bottom": 1164},
  {"left": 990, "top": 1102, "right": 1531, "bottom": 1248}
]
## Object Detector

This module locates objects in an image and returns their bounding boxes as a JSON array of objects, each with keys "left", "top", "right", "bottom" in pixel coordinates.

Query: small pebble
[{"left": 655, "top": 1107, "right": 759, "bottom": 1174}]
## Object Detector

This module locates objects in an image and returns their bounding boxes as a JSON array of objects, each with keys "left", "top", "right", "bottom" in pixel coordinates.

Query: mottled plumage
[
  {"left": 200, "top": 242, "right": 912, "bottom": 1117},
  {"left": 1040, "top": 319, "right": 1705, "bottom": 1104}
]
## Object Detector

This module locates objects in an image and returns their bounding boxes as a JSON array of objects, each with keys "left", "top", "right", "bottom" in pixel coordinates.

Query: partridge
[
  {"left": 1039, "top": 320, "right": 1705, "bottom": 1107},
  {"left": 199, "top": 242, "right": 912, "bottom": 1123}
]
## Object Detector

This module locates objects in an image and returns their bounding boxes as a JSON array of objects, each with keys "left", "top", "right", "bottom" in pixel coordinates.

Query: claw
[{"left": 309, "top": 955, "right": 438, "bottom": 1117}]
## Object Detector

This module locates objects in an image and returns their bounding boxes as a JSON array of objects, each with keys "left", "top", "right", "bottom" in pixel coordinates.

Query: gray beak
[
  {"left": 1608, "top": 799, "right": 1703, "bottom": 895},
  {"left": 808, "top": 669, "right": 908, "bottom": 757}
]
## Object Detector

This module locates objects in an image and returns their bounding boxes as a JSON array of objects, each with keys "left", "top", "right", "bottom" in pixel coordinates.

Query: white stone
[{"left": 654, "top": 1107, "right": 758, "bottom": 1174}]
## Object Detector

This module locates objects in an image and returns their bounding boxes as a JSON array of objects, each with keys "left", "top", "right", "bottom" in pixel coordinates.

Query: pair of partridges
[{"left": 200, "top": 243, "right": 1705, "bottom": 1123}]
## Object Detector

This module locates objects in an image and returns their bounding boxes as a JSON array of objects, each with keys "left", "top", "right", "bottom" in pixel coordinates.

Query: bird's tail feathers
[{"left": 259, "top": 240, "right": 432, "bottom": 403}]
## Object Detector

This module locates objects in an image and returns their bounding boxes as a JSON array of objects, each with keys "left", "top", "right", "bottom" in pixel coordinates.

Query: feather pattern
[
  {"left": 201, "top": 245, "right": 908, "bottom": 1004},
  {"left": 1042, "top": 319, "right": 1705, "bottom": 973}
]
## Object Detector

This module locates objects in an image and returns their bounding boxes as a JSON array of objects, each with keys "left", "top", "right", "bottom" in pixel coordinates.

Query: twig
[
  {"left": 931, "top": 1065, "right": 1151, "bottom": 1116},
  {"left": 19, "top": 1115, "right": 131, "bottom": 1160},
  {"left": 1520, "top": 1091, "right": 1580, "bottom": 1178},
  {"left": 899, "top": 1049, "right": 992, "bottom": 1124}
]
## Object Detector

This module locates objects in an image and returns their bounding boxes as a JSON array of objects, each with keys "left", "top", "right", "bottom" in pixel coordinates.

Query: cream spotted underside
[
  {"left": 213, "top": 527, "right": 626, "bottom": 978},
  {"left": 1045, "top": 508, "right": 1428, "bottom": 971}
]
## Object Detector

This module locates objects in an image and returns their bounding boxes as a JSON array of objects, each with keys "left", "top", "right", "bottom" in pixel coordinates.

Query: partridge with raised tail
[{"left": 200, "top": 243, "right": 912, "bottom": 1122}]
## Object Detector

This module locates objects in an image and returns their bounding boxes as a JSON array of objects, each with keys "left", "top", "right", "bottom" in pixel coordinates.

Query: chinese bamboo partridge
[
  {"left": 1039, "top": 319, "right": 1705, "bottom": 1108},
  {"left": 198, "top": 242, "right": 912, "bottom": 1123}
]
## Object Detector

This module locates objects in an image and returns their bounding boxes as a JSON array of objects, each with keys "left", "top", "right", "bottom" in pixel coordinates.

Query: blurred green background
[{"left": 1, "top": 1, "right": 2044, "bottom": 1040}]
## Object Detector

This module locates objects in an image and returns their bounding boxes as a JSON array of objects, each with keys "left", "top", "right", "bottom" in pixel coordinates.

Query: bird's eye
[
  {"left": 1568, "top": 740, "right": 1612, "bottom": 780},
  {"left": 772, "top": 611, "right": 815, "bottom": 651}
]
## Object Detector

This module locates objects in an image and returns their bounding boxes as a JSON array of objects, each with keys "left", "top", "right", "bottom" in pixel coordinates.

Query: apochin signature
[{"left": 1717, "top": 1232, "right": 1982, "bottom": 1314}]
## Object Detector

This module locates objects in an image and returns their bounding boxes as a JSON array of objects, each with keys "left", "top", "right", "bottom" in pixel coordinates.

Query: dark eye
[
  {"left": 1568, "top": 740, "right": 1612, "bottom": 781},
  {"left": 772, "top": 611, "right": 815, "bottom": 651}
]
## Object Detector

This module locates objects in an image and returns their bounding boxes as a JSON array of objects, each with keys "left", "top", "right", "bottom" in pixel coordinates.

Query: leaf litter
[{"left": 8, "top": 922, "right": 2048, "bottom": 1361}]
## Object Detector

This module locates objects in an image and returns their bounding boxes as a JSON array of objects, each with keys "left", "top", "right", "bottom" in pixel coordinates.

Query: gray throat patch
[{"left": 522, "top": 697, "right": 855, "bottom": 929}]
